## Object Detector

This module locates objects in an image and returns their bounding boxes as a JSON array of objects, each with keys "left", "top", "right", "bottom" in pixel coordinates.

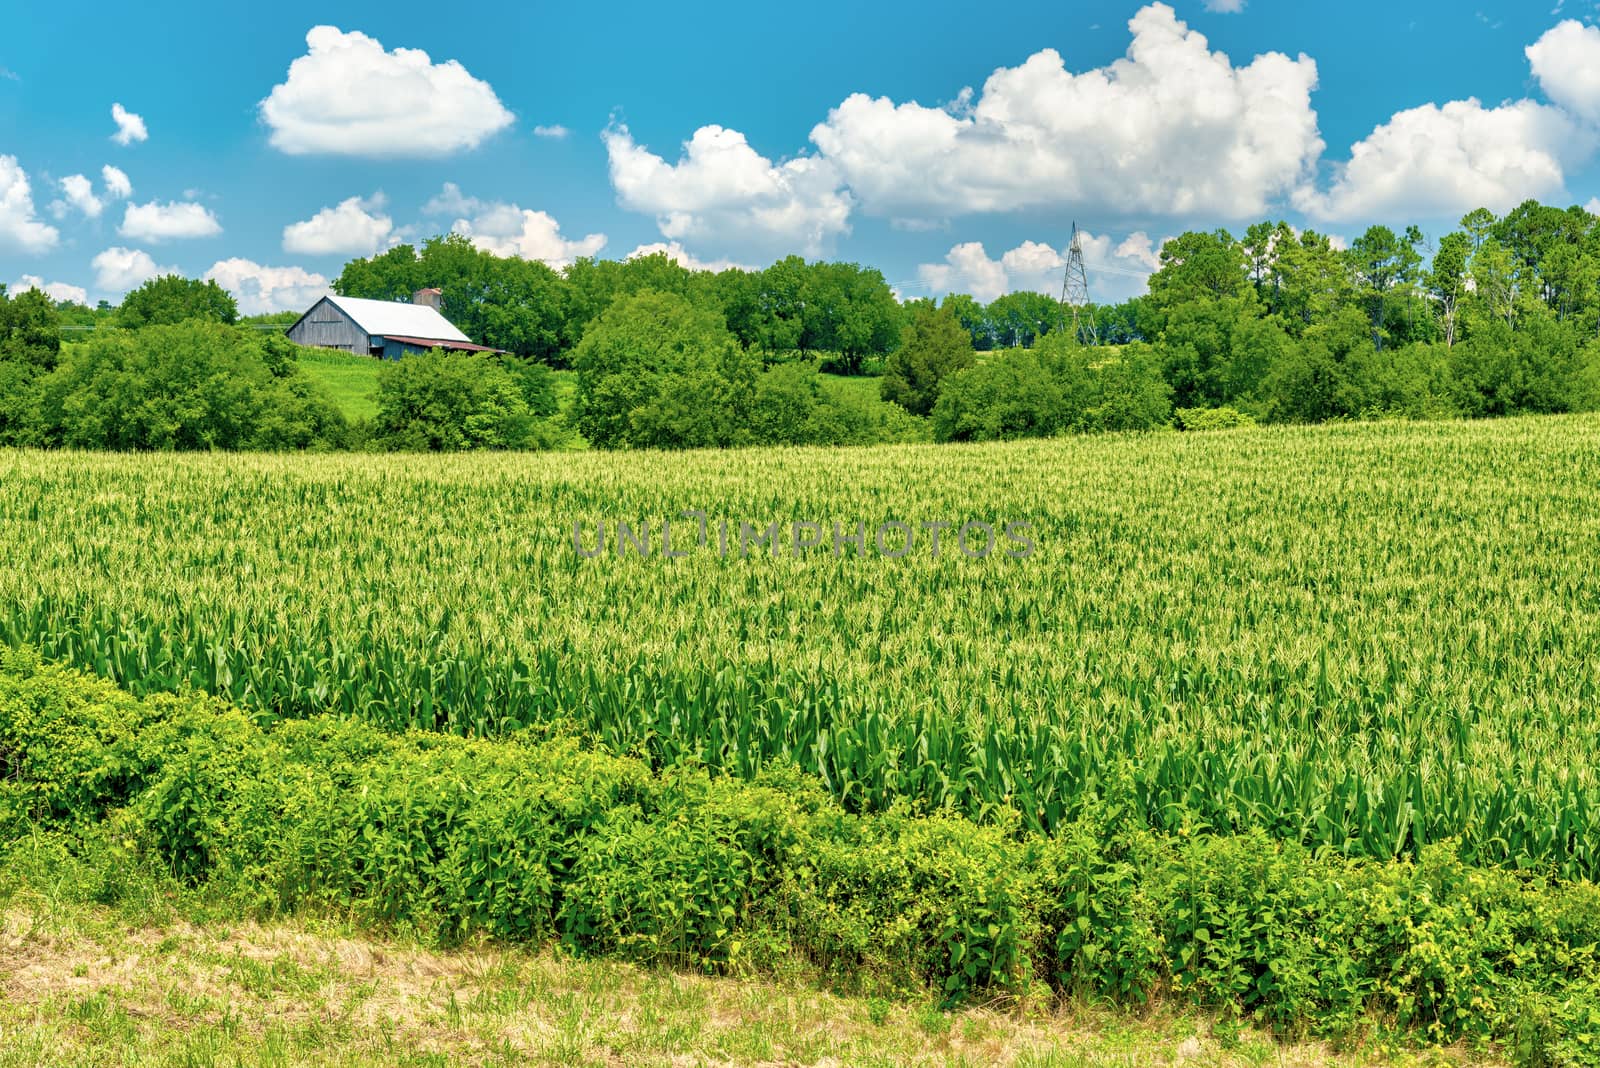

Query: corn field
[{"left": 3, "top": 415, "right": 1600, "bottom": 876}]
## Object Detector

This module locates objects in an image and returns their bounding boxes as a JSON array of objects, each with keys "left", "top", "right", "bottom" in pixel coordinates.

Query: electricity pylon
[{"left": 1058, "top": 222, "right": 1098, "bottom": 345}]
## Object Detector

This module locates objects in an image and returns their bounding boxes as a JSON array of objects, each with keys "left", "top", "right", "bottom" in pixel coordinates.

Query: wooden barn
[{"left": 286, "top": 288, "right": 500, "bottom": 359}]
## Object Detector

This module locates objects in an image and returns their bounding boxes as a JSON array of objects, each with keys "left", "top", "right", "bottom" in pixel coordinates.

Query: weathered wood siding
[{"left": 286, "top": 298, "right": 372, "bottom": 353}]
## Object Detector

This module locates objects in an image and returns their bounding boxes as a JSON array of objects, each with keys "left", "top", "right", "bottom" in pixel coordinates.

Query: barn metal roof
[{"left": 324, "top": 294, "right": 472, "bottom": 344}]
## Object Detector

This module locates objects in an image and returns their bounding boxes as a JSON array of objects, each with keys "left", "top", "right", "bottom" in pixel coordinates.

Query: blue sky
[{"left": 4, "top": 0, "right": 1600, "bottom": 313}]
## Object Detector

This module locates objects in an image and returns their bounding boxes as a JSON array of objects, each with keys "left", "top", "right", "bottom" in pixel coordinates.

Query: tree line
[
  {"left": 335, "top": 235, "right": 904, "bottom": 374},
  {"left": 4, "top": 198, "right": 1600, "bottom": 451},
  {"left": 898, "top": 200, "right": 1600, "bottom": 442}
]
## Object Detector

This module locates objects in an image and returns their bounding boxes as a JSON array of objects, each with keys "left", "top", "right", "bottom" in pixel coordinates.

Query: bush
[
  {"left": 749, "top": 362, "right": 926, "bottom": 446},
  {"left": 372, "top": 348, "right": 559, "bottom": 451},
  {"left": 1449, "top": 313, "right": 1585, "bottom": 418},
  {"left": 572, "top": 290, "right": 758, "bottom": 449},
  {"left": 881, "top": 305, "right": 975, "bottom": 417},
  {"left": 932, "top": 339, "right": 1173, "bottom": 442},
  {"left": 931, "top": 349, "right": 1064, "bottom": 443},
  {"left": 1174, "top": 406, "right": 1257, "bottom": 431},
  {"left": 30, "top": 322, "right": 346, "bottom": 450},
  {"left": 8, "top": 656, "right": 1600, "bottom": 1057},
  {"left": 1052, "top": 340, "right": 1174, "bottom": 433}
]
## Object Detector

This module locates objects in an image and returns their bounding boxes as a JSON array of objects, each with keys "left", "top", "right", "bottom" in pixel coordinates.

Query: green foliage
[
  {"left": 880, "top": 305, "right": 975, "bottom": 416},
  {"left": 336, "top": 235, "right": 573, "bottom": 361},
  {"left": 309, "top": 199, "right": 1600, "bottom": 448},
  {"left": 1259, "top": 306, "right": 1376, "bottom": 423},
  {"left": 816, "top": 376, "right": 929, "bottom": 445},
  {"left": 28, "top": 322, "right": 345, "bottom": 450},
  {"left": 931, "top": 348, "right": 1063, "bottom": 442},
  {"left": 1449, "top": 312, "right": 1585, "bottom": 418},
  {"left": 982, "top": 291, "right": 1064, "bottom": 350},
  {"left": 334, "top": 243, "right": 903, "bottom": 374},
  {"left": 1174, "top": 406, "right": 1257, "bottom": 431},
  {"left": 572, "top": 290, "right": 757, "bottom": 449},
  {"left": 239, "top": 310, "right": 302, "bottom": 329},
  {"left": 1058, "top": 341, "right": 1173, "bottom": 432},
  {"left": 935, "top": 335, "right": 1172, "bottom": 442},
  {"left": 8, "top": 657, "right": 1600, "bottom": 1057},
  {"left": 1146, "top": 230, "right": 1250, "bottom": 312},
  {"left": 751, "top": 362, "right": 839, "bottom": 445},
  {"left": 116, "top": 276, "right": 238, "bottom": 329},
  {"left": 0, "top": 286, "right": 62, "bottom": 444},
  {"left": 372, "top": 348, "right": 557, "bottom": 451},
  {"left": 0, "top": 285, "right": 62, "bottom": 372},
  {"left": 1158, "top": 296, "right": 1284, "bottom": 410},
  {"left": 797, "top": 261, "right": 901, "bottom": 374}
]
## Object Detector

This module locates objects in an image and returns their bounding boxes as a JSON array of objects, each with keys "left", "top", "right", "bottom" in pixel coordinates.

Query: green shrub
[
  {"left": 881, "top": 305, "right": 975, "bottom": 417},
  {"left": 1174, "top": 406, "right": 1257, "bottom": 431},
  {"left": 572, "top": 290, "right": 757, "bottom": 450},
  {"left": 931, "top": 349, "right": 1064, "bottom": 443},
  {"left": 372, "top": 348, "right": 550, "bottom": 451},
  {"left": 8, "top": 655, "right": 1600, "bottom": 1060},
  {"left": 28, "top": 322, "right": 347, "bottom": 450}
]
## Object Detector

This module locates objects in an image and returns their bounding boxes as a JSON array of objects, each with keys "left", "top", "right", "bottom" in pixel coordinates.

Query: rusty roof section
[{"left": 382, "top": 335, "right": 505, "bottom": 354}]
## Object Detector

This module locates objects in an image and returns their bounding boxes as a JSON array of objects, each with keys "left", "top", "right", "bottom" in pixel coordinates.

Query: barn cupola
[{"left": 412, "top": 288, "right": 443, "bottom": 312}]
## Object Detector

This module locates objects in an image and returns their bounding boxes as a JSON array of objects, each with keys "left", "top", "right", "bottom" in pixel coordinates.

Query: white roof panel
[{"left": 325, "top": 294, "right": 472, "bottom": 344}]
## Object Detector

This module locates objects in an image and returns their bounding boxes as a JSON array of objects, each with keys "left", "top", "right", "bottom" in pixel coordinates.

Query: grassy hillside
[
  {"left": 296, "top": 349, "right": 382, "bottom": 423},
  {"left": 295, "top": 351, "right": 897, "bottom": 438}
]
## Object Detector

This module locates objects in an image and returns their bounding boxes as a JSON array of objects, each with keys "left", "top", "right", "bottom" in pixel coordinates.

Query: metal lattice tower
[{"left": 1058, "top": 222, "right": 1098, "bottom": 345}]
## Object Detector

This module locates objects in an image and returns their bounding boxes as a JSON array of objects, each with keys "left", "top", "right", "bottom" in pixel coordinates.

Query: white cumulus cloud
[
  {"left": 604, "top": 123, "right": 853, "bottom": 257},
  {"left": 423, "top": 183, "right": 606, "bottom": 267},
  {"left": 91, "top": 247, "right": 177, "bottom": 293},
  {"left": 102, "top": 165, "right": 132, "bottom": 200},
  {"left": 532, "top": 124, "right": 569, "bottom": 139},
  {"left": 807, "top": 3, "right": 1320, "bottom": 220},
  {"left": 119, "top": 200, "right": 223, "bottom": 242},
  {"left": 1296, "top": 98, "right": 1588, "bottom": 221},
  {"left": 259, "top": 26, "right": 514, "bottom": 157},
  {"left": 10, "top": 275, "right": 88, "bottom": 305},
  {"left": 205, "top": 258, "right": 331, "bottom": 316},
  {"left": 55, "top": 174, "right": 103, "bottom": 219},
  {"left": 0, "top": 156, "right": 58, "bottom": 253},
  {"left": 916, "top": 232, "right": 1163, "bottom": 304},
  {"left": 282, "top": 194, "right": 394, "bottom": 255},
  {"left": 111, "top": 103, "right": 147, "bottom": 145},
  {"left": 1528, "top": 19, "right": 1600, "bottom": 124},
  {"left": 1297, "top": 18, "right": 1600, "bottom": 223}
]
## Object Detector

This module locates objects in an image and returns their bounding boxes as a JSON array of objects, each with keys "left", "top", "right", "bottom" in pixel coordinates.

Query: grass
[
  {"left": 820, "top": 370, "right": 886, "bottom": 404},
  {"left": 294, "top": 347, "right": 892, "bottom": 436},
  {"left": 0, "top": 889, "right": 1494, "bottom": 1067},
  {"left": 296, "top": 349, "right": 382, "bottom": 423}
]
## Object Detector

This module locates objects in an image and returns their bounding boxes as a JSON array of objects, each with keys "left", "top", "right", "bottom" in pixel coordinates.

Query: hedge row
[{"left": 3, "top": 649, "right": 1599, "bottom": 1062}]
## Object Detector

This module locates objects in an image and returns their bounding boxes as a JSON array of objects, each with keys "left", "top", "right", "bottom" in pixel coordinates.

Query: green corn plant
[{"left": 1, "top": 415, "right": 1600, "bottom": 875}]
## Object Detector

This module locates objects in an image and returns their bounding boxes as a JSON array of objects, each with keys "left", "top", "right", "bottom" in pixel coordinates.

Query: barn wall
[
  {"left": 286, "top": 299, "right": 373, "bottom": 353},
  {"left": 379, "top": 340, "right": 446, "bottom": 360}
]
